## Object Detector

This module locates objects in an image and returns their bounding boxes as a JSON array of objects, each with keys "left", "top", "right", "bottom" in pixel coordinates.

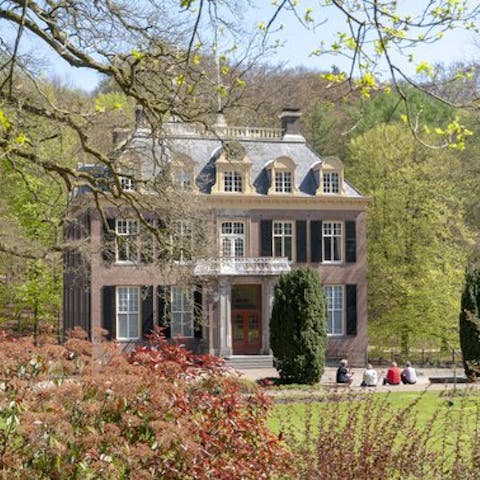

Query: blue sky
[{"left": 11, "top": 1, "right": 479, "bottom": 92}]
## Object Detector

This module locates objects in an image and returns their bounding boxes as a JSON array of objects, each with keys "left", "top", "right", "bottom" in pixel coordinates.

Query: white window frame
[
  {"left": 224, "top": 171, "right": 243, "bottom": 192},
  {"left": 220, "top": 221, "right": 245, "bottom": 258},
  {"left": 273, "top": 221, "right": 293, "bottom": 261},
  {"left": 170, "top": 286, "right": 194, "bottom": 338},
  {"left": 322, "top": 221, "right": 343, "bottom": 263},
  {"left": 115, "top": 218, "right": 139, "bottom": 264},
  {"left": 173, "top": 220, "right": 192, "bottom": 264},
  {"left": 275, "top": 171, "right": 292, "bottom": 193},
  {"left": 325, "top": 285, "right": 344, "bottom": 336},
  {"left": 120, "top": 176, "right": 135, "bottom": 192},
  {"left": 116, "top": 286, "right": 141, "bottom": 341},
  {"left": 323, "top": 172, "right": 340, "bottom": 194}
]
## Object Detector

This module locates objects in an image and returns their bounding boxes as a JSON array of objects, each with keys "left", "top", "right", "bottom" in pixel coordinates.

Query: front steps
[{"left": 225, "top": 355, "right": 274, "bottom": 369}]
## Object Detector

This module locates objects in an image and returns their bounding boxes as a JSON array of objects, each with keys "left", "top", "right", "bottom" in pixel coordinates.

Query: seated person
[
  {"left": 382, "top": 361, "right": 401, "bottom": 385},
  {"left": 360, "top": 363, "right": 378, "bottom": 387},
  {"left": 401, "top": 361, "right": 417, "bottom": 384},
  {"left": 336, "top": 359, "right": 353, "bottom": 385}
]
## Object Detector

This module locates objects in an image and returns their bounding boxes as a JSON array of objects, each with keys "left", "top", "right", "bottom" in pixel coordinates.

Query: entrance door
[{"left": 231, "top": 285, "right": 262, "bottom": 354}]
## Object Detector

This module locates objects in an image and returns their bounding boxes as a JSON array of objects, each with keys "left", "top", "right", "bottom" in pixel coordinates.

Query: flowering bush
[{"left": 0, "top": 327, "right": 291, "bottom": 479}]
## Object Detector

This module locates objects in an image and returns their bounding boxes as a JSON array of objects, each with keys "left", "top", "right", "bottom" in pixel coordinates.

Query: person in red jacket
[{"left": 382, "top": 361, "right": 402, "bottom": 385}]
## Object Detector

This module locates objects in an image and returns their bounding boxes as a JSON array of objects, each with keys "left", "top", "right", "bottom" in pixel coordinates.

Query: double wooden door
[{"left": 231, "top": 285, "right": 262, "bottom": 354}]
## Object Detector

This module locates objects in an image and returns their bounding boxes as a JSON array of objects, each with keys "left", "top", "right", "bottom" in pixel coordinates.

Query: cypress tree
[
  {"left": 459, "top": 269, "right": 480, "bottom": 381},
  {"left": 270, "top": 268, "right": 327, "bottom": 384}
]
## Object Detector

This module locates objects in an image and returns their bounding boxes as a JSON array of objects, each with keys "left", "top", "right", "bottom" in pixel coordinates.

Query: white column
[
  {"left": 218, "top": 279, "right": 232, "bottom": 357},
  {"left": 262, "top": 278, "right": 276, "bottom": 354}
]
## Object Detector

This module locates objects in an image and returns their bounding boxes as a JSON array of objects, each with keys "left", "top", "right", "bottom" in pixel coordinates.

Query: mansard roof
[{"left": 128, "top": 122, "right": 363, "bottom": 197}]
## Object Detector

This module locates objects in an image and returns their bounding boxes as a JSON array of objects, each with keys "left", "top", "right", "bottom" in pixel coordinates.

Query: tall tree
[
  {"left": 347, "top": 124, "right": 471, "bottom": 351},
  {"left": 459, "top": 269, "right": 480, "bottom": 380}
]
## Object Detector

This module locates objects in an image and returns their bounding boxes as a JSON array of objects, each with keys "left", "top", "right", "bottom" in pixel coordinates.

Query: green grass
[{"left": 268, "top": 389, "right": 480, "bottom": 437}]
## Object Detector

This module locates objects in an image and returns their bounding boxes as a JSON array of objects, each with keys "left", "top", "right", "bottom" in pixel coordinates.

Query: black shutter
[
  {"left": 102, "top": 218, "right": 116, "bottom": 263},
  {"left": 310, "top": 220, "right": 322, "bottom": 262},
  {"left": 345, "top": 221, "right": 357, "bottom": 263},
  {"left": 296, "top": 221, "right": 307, "bottom": 263},
  {"left": 157, "top": 286, "right": 170, "bottom": 338},
  {"left": 346, "top": 284, "right": 357, "bottom": 336},
  {"left": 142, "top": 286, "right": 154, "bottom": 339},
  {"left": 194, "top": 285, "right": 203, "bottom": 339},
  {"left": 260, "top": 220, "right": 272, "bottom": 257},
  {"left": 102, "top": 286, "right": 116, "bottom": 340}
]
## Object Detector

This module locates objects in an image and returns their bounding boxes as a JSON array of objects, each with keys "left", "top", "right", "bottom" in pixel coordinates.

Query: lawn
[
  {"left": 267, "top": 388, "right": 480, "bottom": 479},
  {"left": 269, "top": 389, "right": 480, "bottom": 435}
]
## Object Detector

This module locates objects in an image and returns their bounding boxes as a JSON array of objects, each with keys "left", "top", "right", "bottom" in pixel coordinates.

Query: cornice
[
  {"left": 71, "top": 191, "right": 369, "bottom": 213},
  {"left": 204, "top": 193, "right": 369, "bottom": 210}
]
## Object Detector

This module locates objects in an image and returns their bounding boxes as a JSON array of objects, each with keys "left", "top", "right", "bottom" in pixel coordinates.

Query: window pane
[
  {"left": 222, "top": 238, "right": 232, "bottom": 257},
  {"left": 234, "top": 238, "right": 244, "bottom": 257},
  {"left": 220, "top": 221, "right": 245, "bottom": 258},
  {"left": 118, "top": 314, "right": 128, "bottom": 338},
  {"left": 128, "top": 314, "right": 139, "bottom": 338},
  {"left": 116, "top": 287, "right": 139, "bottom": 340},
  {"left": 324, "top": 237, "right": 332, "bottom": 261},
  {"left": 183, "top": 313, "right": 193, "bottom": 337},
  {"left": 233, "top": 222, "right": 244, "bottom": 234},
  {"left": 170, "top": 287, "right": 194, "bottom": 337},
  {"left": 322, "top": 221, "right": 342, "bottom": 262},
  {"left": 334, "top": 237, "right": 342, "bottom": 261},
  {"left": 325, "top": 286, "right": 343, "bottom": 335},
  {"left": 273, "top": 237, "right": 282, "bottom": 257},
  {"left": 284, "top": 237, "right": 292, "bottom": 260}
]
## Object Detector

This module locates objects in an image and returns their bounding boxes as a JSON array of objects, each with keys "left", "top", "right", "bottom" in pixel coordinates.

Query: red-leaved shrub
[{"left": 0, "top": 327, "right": 291, "bottom": 479}]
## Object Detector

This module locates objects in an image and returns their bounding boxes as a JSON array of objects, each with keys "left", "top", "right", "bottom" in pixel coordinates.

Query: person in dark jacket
[{"left": 336, "top": 359, "right": 353, "bottom": 385}]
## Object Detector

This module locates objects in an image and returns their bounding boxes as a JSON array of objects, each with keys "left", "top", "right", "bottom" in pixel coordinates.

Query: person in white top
[
  {"left": 361, "top": 363, "right": 378, "bottom": 387},
  {"left": 401, "top": 361, "right": 417, "bottom": 384}
]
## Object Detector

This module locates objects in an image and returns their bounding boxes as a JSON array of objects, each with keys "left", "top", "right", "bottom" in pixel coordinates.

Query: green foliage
[
  {"left": 270, "top": 268, "right": 327, "bottom": 384},
  {"left": 0, "top": 134, "right": 65, "bottom": 330},
  {"left": 459, "top": 269, "right": 480, "bottom": 379},
  {"left": 347, "top": 124, "right": 470, "bottom": 351}
]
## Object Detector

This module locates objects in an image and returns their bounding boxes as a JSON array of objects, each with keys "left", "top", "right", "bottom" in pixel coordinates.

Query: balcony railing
[
  {"left": 194, "top": 257, "right": 291, "bottom": 276},
  {"left": 163, "top": 122, "right": 283, "bottom": 140}
]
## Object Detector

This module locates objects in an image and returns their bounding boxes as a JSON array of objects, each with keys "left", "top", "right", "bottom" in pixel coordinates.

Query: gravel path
[{"left": 237, "top": 366, "right": 479, "bottom": 393}]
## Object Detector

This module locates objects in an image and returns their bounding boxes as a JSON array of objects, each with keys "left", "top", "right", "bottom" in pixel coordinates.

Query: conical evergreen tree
[
  {"left": 459, "top": 269, "right": 480, "bottom": 380},
  {"left": 270, "top": 268, "right": 327, "bottom": 384}
]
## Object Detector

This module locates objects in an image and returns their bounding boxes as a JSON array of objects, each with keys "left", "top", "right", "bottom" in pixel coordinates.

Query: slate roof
[{"left": 128, "top": 125, "right": 363, "bottom": 197}]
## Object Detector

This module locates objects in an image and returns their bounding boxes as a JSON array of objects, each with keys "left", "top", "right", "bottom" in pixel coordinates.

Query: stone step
[{"left": 225, "top": 355, "right": 274, "bottom": 369}]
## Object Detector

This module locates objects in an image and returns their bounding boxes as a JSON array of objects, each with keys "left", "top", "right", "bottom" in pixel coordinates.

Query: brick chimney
[{"left": 280, "top": 107, "right": 302, "bottom": 136}]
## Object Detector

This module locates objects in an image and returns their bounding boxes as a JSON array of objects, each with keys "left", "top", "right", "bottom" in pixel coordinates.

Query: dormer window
[
  {"left": 267, "top": 156, "right": 297, "bottom": 195},
  {"left": 212, "top": 141, "right": 253, "bottom": 194},
  {"left": 171, "top": 154, "right": 195, "bottom": 190},
  {"left": 323, "top": 172, "right": 339, "bottom": 194},
  {"left": 120, "top": 176, "right": 135, "bottom": 192},
  {"left": 175, "top": 169, "right": 193, "bottom": 189},
  {"left": 224, "top": 171, "right": 243, "bottom": 193},
  {"left": 275, "top": 171, "right": 292, "bottom": 193},
  {"left": 313, "top": 156, "right": 345, "bottom": 196}
]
